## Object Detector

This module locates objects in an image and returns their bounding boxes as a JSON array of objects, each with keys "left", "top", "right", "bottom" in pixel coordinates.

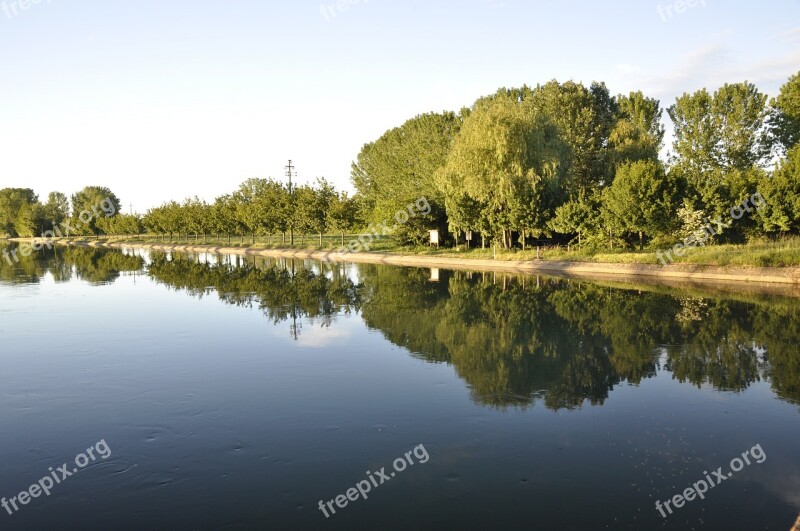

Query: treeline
[
  {"left": 141, "top": 178, "right": 367, "bottom": 245},
  {"left": 3, "top": 72, "right": 798, "bottom": 250},
  {"left": 354, "top": 71, "right": 800, "bottom": 249},
  {"left": 0, "top": 186, "right": 140, "bottom": 237}
]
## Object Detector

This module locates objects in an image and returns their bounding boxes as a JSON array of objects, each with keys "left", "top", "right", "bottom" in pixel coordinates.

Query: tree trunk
[{"left": 639, "top": 230, "right": 643, "bottom": 251}]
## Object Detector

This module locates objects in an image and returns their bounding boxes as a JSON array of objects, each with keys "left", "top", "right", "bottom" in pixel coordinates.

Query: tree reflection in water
[{"left": 4, "top": 242, "right": 796, "bottom": 411}]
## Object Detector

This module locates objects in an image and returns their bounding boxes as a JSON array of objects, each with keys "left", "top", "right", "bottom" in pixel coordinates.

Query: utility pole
[{"left": 286, "top": 159, "right": 295, "bottom": 246}]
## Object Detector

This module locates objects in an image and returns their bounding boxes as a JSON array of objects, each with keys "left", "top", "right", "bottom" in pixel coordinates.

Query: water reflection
[
  {"left": 359, "top": 266, "right": 800, "bottom": 408},
  {"left": 147, "top": 252, "right": 363, "bottom": 339},
  {"left": 144, "top": 250, "right": 800, "bottom": 410},
  {"left": 0, "top": 241, "right": 144, "bottom": 285},
  {"left": 4, "top": 242, "right": 799, "bottom": 410}
]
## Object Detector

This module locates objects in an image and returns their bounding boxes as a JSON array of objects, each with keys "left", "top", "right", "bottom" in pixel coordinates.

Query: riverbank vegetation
[{"left": 2, "top": 72, "right": 800, "bottom": 264}]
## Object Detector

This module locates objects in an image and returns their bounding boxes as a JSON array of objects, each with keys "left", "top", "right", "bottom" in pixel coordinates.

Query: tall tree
[
  {"left": 757, "top": 144, "right": 800, "bottom": 234},
  {"left": 609, "top": 91, "right": 665, "bottom": 167},
  {"left": 770, "top": 70, "right": 800, "bottom": 154},
  {"left": 42, "top": 192, "right": 69, "bottom": 228},
  {"left": 351, "top": 111, "right": 461, "bottom": 240},
  {"left": 668, "top": 82, "right": 770, "bottom": 226},
  {"left": 437, "top": 92, "right": 567, "bottom": 247},
  {"left": 0, "top": 188, "right": 38, "bottom": 237},
  {"left": 70, "top": 186, "right": 121, "bottom": 234},
  {"left": 669, "top": 82, "right": 770, "bottom": 174}
]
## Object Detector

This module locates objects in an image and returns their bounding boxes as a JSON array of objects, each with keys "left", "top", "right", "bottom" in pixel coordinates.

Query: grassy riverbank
[{"left": 15, "top": 234, "right": 800, "bottom": 268}]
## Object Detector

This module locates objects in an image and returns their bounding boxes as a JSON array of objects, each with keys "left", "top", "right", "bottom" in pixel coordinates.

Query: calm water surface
[{"left": 1, "top": 243, "right": 799, "bottom": 530}]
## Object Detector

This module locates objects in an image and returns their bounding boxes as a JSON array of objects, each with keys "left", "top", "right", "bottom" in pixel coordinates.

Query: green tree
[
  {"left": 352, "top": 111, "right": 461, "bottom": 240},
  {"left": 609, "top": 91, "right": 665, "bottom": 167},
  {"left": 668, "top": 82, "right": 771, "bottom": 238},
  {"left": 209, "top": 194, "right": 243, "bottom": 241},
  {"left": 70, "top": 186, "right": 121, "bottom": 235},
  {"left": 327, "top": 192, "right": 359, "bottom": 245},
  {"left": 13, "top": 201, "right": 44, "bottom": 237},
  {"left": 526, "top": 80, "right": 616, "bottom": 194},
  {"left": 293, "top": 184, "right": 323, "bottom": 245},
  {"left": 0, "top": 188, "right": 38, "bottom": 237},
  {"left": 602, "top": 160, "right": 676, "bottom": 249},
  {"left": 437, "top": 92, "right": 567, "bottom": 247},
  {"left": 549, "top": 191, "right": 601, "bottom": 248},
  {"left": 770, "top": 70, "right": 800, "bottom": 153},
  {"left": 42, "top": 192, "right": 69, "bottom": 228},
  {"left": 757, "top": 144, "right": 800, "bottom": 234}
]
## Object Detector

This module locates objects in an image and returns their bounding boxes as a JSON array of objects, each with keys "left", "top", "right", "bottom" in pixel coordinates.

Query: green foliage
[
  {"left": 669, "top": 82, "right": 770, "bottom": 175},
  {"left": 0, "top": 188, "right": 38, "bottom": 237},
  {"left": 602, "top": 160, "right": 676, "bottom": 249},
  {"left": 437, "top": 91, "right": 568, "bottom": 246},
  {"left": 7, "top": 73, "right": 800, "bottom": 252},
  {"left": 548, "top": 191, "right": 601, "bottom": 247},
  {"left": 757, "top": 144, "right": 800, "bottom": 234},
  {"left": 609, "top": 91, "right": 664, "bottom": 167},
  {"left": 351, "top": 111, "right": 460, "bottom": 236},
  {"left": 42, "top": 192, "right": 69, "bottom": 228},
  {"left": 96, "top": 213, "right": 143, "bottom": 235},
  {"left": 70, "top": 186, "right": 121, "bottom": 235},
  {"left": 326, "top": 193, "right": 359, "bottom": 239},
  {"left": 770, "top": 70, "right": 800, "bottom": 153}
]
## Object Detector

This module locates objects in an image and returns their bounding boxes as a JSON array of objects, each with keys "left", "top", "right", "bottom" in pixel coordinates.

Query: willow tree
[{"left": 437, "top": 92, "right": 567, "bottom": 248}]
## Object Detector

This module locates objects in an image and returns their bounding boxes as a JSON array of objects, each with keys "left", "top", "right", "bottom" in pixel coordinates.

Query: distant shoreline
[{"left": 15, "top": 238, "right": 799, "bottom": 288}]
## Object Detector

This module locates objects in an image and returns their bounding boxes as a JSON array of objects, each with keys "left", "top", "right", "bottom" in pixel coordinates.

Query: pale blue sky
[{"left": 1, "top": 0, "right": 798, "bottom": 211}]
